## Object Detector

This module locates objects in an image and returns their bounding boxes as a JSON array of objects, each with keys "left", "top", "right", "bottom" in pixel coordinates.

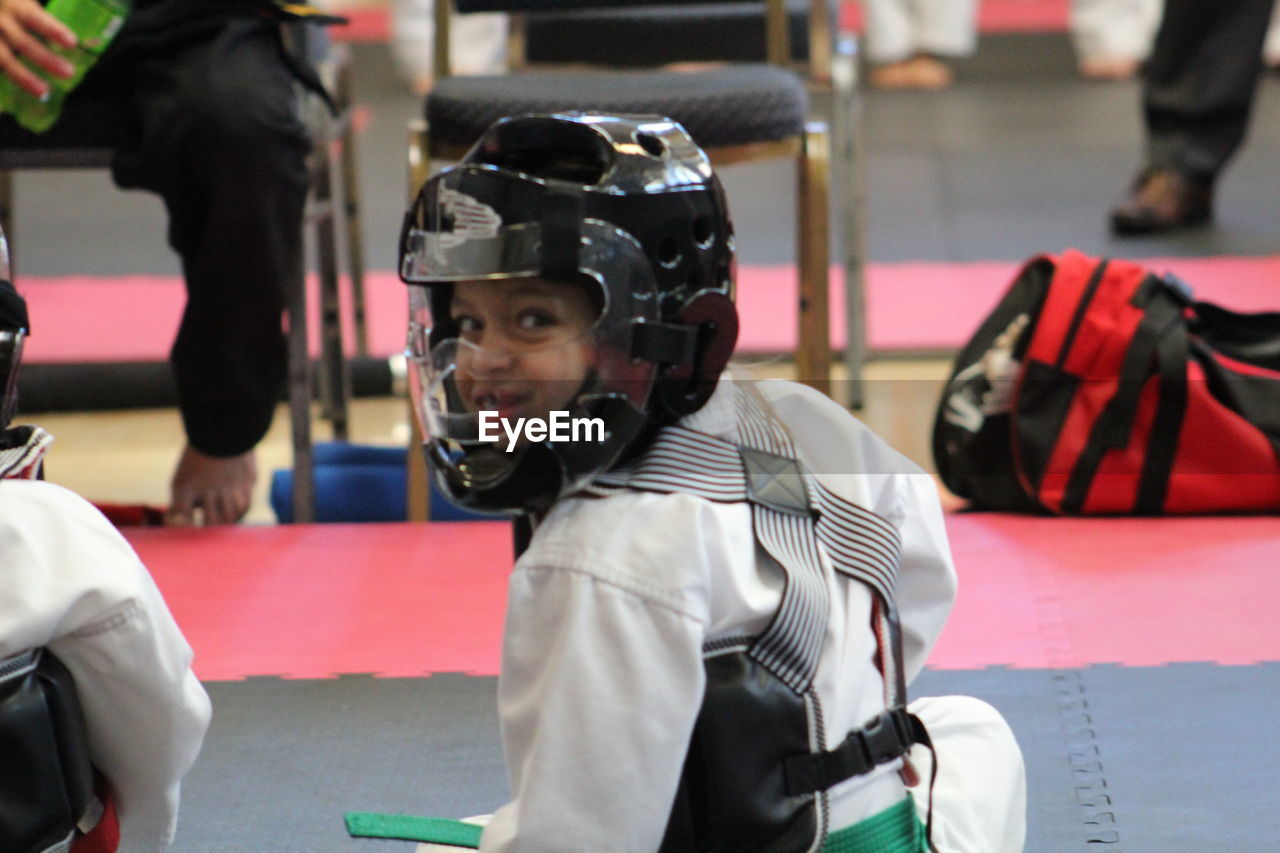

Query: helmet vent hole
[
  {"left": 658, "top": 236, "right": 682, "bottom": 269},
  {"left": 635, "top": 131, "right": 667, "bottom": 158},
  {"left": 692, "top": 215, "right": 714, "bottom": 248}
]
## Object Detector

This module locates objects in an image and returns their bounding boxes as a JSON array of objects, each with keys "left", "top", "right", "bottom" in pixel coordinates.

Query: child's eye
[
  {"left": 516, "top": 310, "right": 556, "bottom": 331},
  {"left": 454, "top": 314, "right": 482, "bottom": 335}
]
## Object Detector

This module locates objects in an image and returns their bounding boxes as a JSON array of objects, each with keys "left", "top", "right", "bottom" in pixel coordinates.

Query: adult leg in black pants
[
  {"left": 1111, "top": 0, "right": 1278, "bottom": 234},
  {"left": 0, "top": 1, "right": 311, "bottom": 524}
]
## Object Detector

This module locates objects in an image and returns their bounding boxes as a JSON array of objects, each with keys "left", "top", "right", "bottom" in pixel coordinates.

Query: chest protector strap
[{"left": 590, "top": 384, "right": 931, "bottom": 849}]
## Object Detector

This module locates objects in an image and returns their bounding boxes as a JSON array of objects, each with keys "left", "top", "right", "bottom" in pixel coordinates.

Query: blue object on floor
[{"left": 270, "top": 442, "right": 500, "bottom": 523}]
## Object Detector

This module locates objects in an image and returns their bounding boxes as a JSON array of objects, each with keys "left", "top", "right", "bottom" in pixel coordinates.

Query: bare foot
[
  {"left": 409, "top": 73, "right": 432, "bottom": 96},
  {"left": 663, "top": 61, "right": 726, "bottom": 73},
  {"left": 168, "top": 445, "right": 257, "bottom": 526},
  {"left": 1078, "top": 56, "right": 1141, "bottom": 81},
  {"left": 869, "top": 55, "right": 954, "bottom": 90}
]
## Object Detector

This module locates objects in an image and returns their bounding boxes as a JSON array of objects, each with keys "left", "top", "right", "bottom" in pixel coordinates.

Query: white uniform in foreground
[
  {"left": 474, "top": 378, "right": 1025, "bottom": 852},
  {"left": 0, "top": 478, "right": 211, "bottom": 852}
]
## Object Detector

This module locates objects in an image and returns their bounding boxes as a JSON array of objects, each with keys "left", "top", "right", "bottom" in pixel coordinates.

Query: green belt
[
  {"left": 344, "top": 813, "right": 481, "bottom": 848},
  {"left": 345, "top": 795, "right": 926, "bottom": 852},
  {"left": 824, "top": 795, "right": 928, "bottom": 853}
]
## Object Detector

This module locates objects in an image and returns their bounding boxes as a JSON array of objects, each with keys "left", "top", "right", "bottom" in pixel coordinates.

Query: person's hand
[
  {"left": 168, "top": 444, "right": 257, "bottom": 526},
  {"left": 0, "top": 0, "right": 76, "bottom": 98}
]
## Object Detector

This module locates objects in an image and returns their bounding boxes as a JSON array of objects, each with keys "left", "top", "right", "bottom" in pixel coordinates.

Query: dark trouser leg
[
  {"left": 114, "top": 16, "right": 311, "bottom": 457},
  {"left": 1144, "top": 0, "right": 1278, "bottom": 180},
  {"left": 0, "top": 12, "right": 311, "bottom": 458}
]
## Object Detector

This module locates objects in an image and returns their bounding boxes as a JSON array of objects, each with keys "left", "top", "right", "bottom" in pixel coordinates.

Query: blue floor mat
[{"left": 170, "top": 663, "right": 1278, "bottom": 852}]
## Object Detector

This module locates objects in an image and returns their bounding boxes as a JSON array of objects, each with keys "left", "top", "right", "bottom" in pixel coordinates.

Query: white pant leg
[
  {"left": 1070, "top": 0, "right": 1163, "bottom": 61},
  {"left": 1266, "top": 1, "right": 1280, "bottom": 65},
  {"left": 389, "top": 0, "right": 436, "bottom": 81},
  {"left": 451, "top": 12, "right": 508, "bottom": 76},
  {"left": 915, "top": 0, "right": 978, "bottom": 58},
  {"left": 906, "top": 696, "right": 1027, "bottom": 853},
  {"left": 390, "top": 0, "right": 507, "bottom": 81},
  {"left": 863, "top": 0, "right": 918, "bottom": 63}
]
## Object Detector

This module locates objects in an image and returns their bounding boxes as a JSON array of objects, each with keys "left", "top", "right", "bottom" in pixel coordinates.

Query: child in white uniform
[
  {"left": 357, "top": 112, "right": 1026, "bottom": 852},
  {"left": 0, "top": 248, "right": 210, "bottom": 852}
]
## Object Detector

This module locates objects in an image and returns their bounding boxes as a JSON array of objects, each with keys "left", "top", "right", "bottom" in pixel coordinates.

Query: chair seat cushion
[{"left": 426, "top": 65, "right": 808, "bottom": 148}]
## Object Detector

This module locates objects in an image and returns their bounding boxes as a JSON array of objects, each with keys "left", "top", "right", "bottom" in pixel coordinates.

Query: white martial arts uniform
[
  {"left": 473, "top": 378, "right": 1025, "bottom": 852},
  {"left": 0, "top": 477, "right": 211, "bottom": 852},
  {"left": 1265, "top": 1, "right": 1280, "bottom": 65},
  {"left": 389, "top": 0, "right": 507, "bottom": 84},
  {"left": 862, "top": 0, "right": 978, "bottom": 64},
  {"left": 1070, "top": 0, "right": 1162, "bottom": 64}
]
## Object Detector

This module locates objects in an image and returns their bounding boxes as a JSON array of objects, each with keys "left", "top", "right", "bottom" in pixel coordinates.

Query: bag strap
[
  {"left": 1134, "top": 305, "right": 1191, "bottom": 513},
  {"left": 1061, "top": 276, "right": 1189, "bottom": 514}
]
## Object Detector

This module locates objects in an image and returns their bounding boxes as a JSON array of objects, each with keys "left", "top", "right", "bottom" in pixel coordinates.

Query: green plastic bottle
[{"left": 0, "top": 0, "right": 130, "bottom": 133}]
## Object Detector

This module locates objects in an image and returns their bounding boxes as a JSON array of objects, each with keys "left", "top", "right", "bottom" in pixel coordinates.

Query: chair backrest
[
  {"left": 437, "top": 0, "right": 829, "bottom": 83},
  {"left": 513, "top": 1, "right": 833, "bottom": 71}
]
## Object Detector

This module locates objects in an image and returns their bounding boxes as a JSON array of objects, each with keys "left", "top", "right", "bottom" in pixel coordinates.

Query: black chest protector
[
  {"left": 587, "top": 386, "right": 931, "bottom": 853},
  {"left": 0, "top": 648, "right": 98, "bottom": 853}
]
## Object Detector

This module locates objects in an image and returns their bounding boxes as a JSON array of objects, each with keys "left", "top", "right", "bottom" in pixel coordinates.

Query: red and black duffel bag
[{"left": 932, "top": 249, "right": 1280, "bottom": 515}]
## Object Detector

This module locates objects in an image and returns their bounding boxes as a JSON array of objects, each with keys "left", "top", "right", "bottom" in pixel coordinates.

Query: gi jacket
[
  {"left": 479, "top": 378, "right": 957, "bottom": 852},
  {"left": 0, "top": 479, "right": 211, "bottom": 852}
]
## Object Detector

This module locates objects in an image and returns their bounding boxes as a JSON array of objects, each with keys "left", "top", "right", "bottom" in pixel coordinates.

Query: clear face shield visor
[{"left": 403, "top": 219, "right": 660, "bottom": 490}]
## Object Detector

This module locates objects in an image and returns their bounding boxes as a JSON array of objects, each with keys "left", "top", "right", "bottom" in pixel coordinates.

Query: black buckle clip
[
  {"left": 784, "top": 708, "right": 918, "bottom": 796},
  {"left": 859, "top": 709, "right": 910, "bottom": 766}
]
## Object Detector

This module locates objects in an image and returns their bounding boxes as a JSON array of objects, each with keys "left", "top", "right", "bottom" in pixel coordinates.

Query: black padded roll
[{"left": 18, "top": 357, "right": 395, "bottom": 412}]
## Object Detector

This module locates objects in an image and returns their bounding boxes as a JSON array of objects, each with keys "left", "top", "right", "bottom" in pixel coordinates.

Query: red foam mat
[
  {"left": 18, "top": 255, "right": 1280, "bottom": 362},
  {"left": 932, "top": 514, "right": 1280, "bottom": 669},
  {"left": 127, "top": 513, "right": 1280, "bottom": 682},
  {"left": 842, "top": 0, "right": 1069, "bottom": 34},
  {"left": 130, "top": 522, "right": 513, "bottom": 680}
]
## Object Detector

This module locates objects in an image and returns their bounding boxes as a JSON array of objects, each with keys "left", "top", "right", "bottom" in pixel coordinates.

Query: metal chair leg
[
  {"left": 312, "top": 142, "right": 351, "bottom": 442},
  {"left": 286, "top": 266, "right": 316, "bottom": 523},
  {"left": 337, "top": 54, "right": 370, "bottom": 357},
  {"left": 834, "top": 34, "right": 867, "bottom": 410},
  {"left": 796, "top": 119, "right": 832, "bottom": 397},
  {"left": 405, "top": 119, "right": 432, "bottom": 522}
]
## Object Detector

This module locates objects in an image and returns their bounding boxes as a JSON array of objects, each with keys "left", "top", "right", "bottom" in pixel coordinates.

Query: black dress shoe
[{"left": 1109, "top": 168, "right": 1214, "bottom": 235}]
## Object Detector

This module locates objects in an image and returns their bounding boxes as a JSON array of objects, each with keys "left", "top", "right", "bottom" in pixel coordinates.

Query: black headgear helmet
[{"left": 400, "top": 113, "right": 739, "bottom": 513}]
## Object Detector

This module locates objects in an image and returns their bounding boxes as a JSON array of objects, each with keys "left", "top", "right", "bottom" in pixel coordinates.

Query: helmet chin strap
[{"left": 639, "top": 291, "right": 739, "bottom": 419}]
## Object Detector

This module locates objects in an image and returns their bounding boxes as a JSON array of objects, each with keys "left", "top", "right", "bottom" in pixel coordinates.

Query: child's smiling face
[{"left": 449, "top": 277, "right": 601, "bottom": 423}]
